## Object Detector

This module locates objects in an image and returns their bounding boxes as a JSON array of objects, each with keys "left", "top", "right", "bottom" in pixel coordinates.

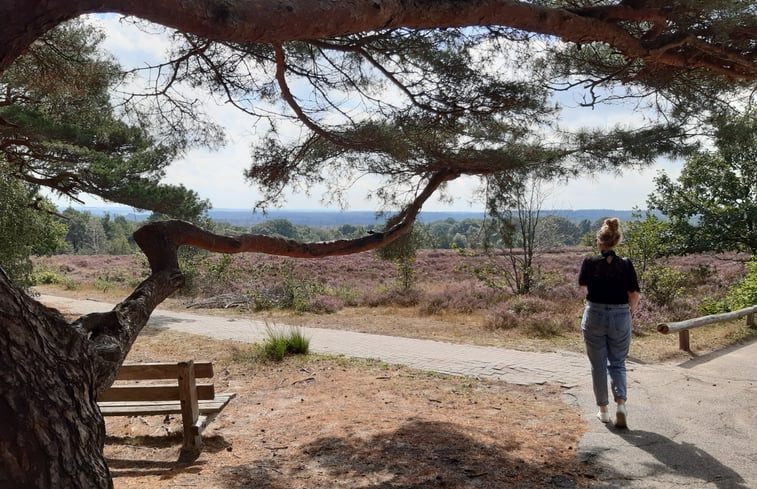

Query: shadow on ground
[
  {"left": 678, "top": 337, "right": 756, "bottom": 369},
  {"left": 147, "top": 314, "right": 199, "bottom": 327},
  {"left": 221, "top": 419, "right": 594, "bottom": 489},
  {"left": 605, "top": 430, "right": 749, "bottom": 489},
  {"left": 106, "top": 434, "right": 230, "bottom": 478}
]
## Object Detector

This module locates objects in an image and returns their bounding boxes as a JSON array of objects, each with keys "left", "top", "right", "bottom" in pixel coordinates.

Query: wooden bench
[{"left": 98, "top": 360, "right": 235, "bottom": 451}]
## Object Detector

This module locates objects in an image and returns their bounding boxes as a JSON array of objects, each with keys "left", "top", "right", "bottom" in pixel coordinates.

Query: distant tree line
[
  {"left": 59, "top": 208, "right": 138, "bottom": 254},
  {"left": 49, "top": 209, "right": 602, "bottom": 256},
  {"left": 224, "top": 214, "right": 602, "bottom": 250}
]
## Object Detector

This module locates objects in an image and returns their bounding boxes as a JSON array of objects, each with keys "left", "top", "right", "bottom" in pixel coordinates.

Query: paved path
[{"left": 40, "top": 294, "right": 757, "bottom": 489}]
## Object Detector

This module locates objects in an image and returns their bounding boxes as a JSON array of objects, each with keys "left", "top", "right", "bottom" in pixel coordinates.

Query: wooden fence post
[
  {"left": 678, "top": 330, "right": 691, "bottom": 351},
  {"left": 748, "top": 312, "right": 755, "bottom": 329}
]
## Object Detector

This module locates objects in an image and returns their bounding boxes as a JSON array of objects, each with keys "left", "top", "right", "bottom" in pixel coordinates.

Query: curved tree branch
[
  {"left": 65, "top": 169, "right": 456, "bottom": 395},
  {"left": 2, "top": 1, "right": 754, "bottom": 79},
  {"left": 135, "top": 169, "right": 455, "bottom": 271}
]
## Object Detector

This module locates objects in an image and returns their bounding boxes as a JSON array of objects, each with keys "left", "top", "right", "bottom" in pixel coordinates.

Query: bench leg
[{"left": 178, "top": 361, "right": 202, "bottom": 451}]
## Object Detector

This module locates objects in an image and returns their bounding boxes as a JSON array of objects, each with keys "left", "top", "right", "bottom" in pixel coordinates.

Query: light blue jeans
[{"left": 581, "top": 301, "right": 632, "bottom": 407}]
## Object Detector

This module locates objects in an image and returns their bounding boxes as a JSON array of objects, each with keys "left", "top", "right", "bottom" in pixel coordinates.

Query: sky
[{"left": 61, "top": 15, "right": 684, "bottom": 213}]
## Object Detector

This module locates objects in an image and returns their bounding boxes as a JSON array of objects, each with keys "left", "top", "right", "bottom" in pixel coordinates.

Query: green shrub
[
  {"left": 616, "top": 209, "right": 669, "bottom": 281},
  {"left": 250, "top": 262, "right": 331, "bottom": 313},
  {"left": 375, "top": 223, "right": 423, "bottom": 292},
  {"left": 333, "top": 286, "right": 359, "bottom": 307},
  {"left": 725, "top": 257, "right": 757, "bottom": 310},
  {"left": 63, "top": 278, "right": 78, "bottom": 290},
  {"left": 31, "top": 268, "right": 76, "bottom": 290},
  {"left": 31, "top": 269, "right": 65, "bottom": 285},
  {"left": 206, "top": 254, "right": 240, "bottom": 286},
  {"left": 698, "top": 297, "right": 730, "bottom": 315},
  {"left": 176, "top": 250, "right": 205, "bottom": 296},
  {"left": 93, "top": 269, "right": 131, "bottom": 292},
  {"left": 280, "top": 276, "right": 320, "bottom": 313},
  {"left": 643, "top": 265, "right": 688, "bottom": 308},
  {"left": 395, "top": 257, "right": 417, "bottom": 291},
  {"left": 506, "top": 296, "right": 549, "bottom": 315},
  {"left": 229, "top": 326, "right": 310, "bottom": 364},
  {"left": 247, "top": 289, "right": 277, "bottom": 311},
  {"left": 94, "top": 277, "right": 111, "bottom": 292},
  {"left": 263, "top": 335, "right": 288, "bottom": 361},
  {"left": 697, "top": 257, "right": 757, "bottom": 313},
  {"left": 531, "top": 269, "right": 566, "bottom": 297},
  {"left": 284, "top": 328, "right": 310, "bottom": 354}
]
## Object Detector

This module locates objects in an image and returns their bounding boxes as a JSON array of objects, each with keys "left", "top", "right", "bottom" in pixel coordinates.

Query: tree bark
[
  {"left": 0, "top": 256, "right": 186, "bottom": 488},
  {"left": 0, "top": 0, "right": 754, "bottom": 78},
  {"left": 0, "top": 269, "right": 112, "bottom": 488}
]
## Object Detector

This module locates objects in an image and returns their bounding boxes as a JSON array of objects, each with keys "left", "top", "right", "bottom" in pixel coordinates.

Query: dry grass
[{"left": 103, "top": 327, "right": 596, "bottom": 488}]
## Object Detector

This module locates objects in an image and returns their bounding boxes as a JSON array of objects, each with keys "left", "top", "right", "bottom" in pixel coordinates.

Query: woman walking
[{"left": 578, "top": 218, "right": 640, "bottom": 428}]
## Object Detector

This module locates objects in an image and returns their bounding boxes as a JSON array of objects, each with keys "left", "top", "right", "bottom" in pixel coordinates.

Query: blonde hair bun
[
  {"left": 604, "top": 218, "right": 620, "bottom": 232},
  {"left": 597, "top": 218, "right": 622, "bottom": 247}
]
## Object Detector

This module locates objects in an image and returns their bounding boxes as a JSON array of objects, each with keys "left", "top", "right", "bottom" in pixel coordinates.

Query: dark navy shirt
[{"left": 578, "top": 250, "right": 640, "bottom": 305}]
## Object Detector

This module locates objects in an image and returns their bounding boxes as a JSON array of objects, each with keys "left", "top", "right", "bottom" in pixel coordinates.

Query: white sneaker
[
  {"left": 615, "top": 404, "right": 627, "bottom": 428},
  {"left": 597, "top": 411, "right": 611, "bottom": 423}
]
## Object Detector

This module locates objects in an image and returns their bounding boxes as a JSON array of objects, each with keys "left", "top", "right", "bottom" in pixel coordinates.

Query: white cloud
[
  {"left": 88, "top": 14, "right": 171, "bottom": 67},
  {"left": 546, "top": 159, "right": 683, "bottom": 210}
]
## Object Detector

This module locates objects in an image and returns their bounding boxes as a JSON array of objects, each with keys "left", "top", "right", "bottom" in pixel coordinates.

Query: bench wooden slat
[
  {"left": 99, "top": 393, "right": 236, "bottom": 417},
  {"left": 98, "top": 383, "right": 215, "bottom": 402},
  {"left": 114, "top": 361, "right": 214, "bottom": 380}
]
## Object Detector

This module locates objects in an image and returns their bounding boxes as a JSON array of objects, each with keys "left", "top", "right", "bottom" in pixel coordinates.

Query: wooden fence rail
[{"left": 657, "top": 305, "right": 757, "bottom": 351}]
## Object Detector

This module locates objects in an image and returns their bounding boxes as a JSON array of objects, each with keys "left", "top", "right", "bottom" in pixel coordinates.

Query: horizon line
[{"left": 61, "top": 205, "right": 644, "bottom": 213}]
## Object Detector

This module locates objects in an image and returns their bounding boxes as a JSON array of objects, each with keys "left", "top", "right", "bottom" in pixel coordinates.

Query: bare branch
[
  {"left": 308, "top": 38, "right": 449, "bottom": 116},
  {"left": 272, "top": 42, "right": 351, "bottom": 147},
  {"left": 135, "top": 170, "right": 455, "bottom": 271}
]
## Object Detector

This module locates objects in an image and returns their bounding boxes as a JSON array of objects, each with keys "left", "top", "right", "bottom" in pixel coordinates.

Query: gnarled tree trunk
[
  {"left": 0, "top": 269, "right": 112, "bottom": 488},
  {"left": 0, "top": 267, "right": 184, "bottom": 488},
  {"left": 0, "top": 171, "right": 447, "bottom": 488}
]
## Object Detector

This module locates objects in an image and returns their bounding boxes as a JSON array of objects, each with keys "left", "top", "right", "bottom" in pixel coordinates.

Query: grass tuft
[{"left": 262, "top": 324, "right": 310, "bottom": 361}]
